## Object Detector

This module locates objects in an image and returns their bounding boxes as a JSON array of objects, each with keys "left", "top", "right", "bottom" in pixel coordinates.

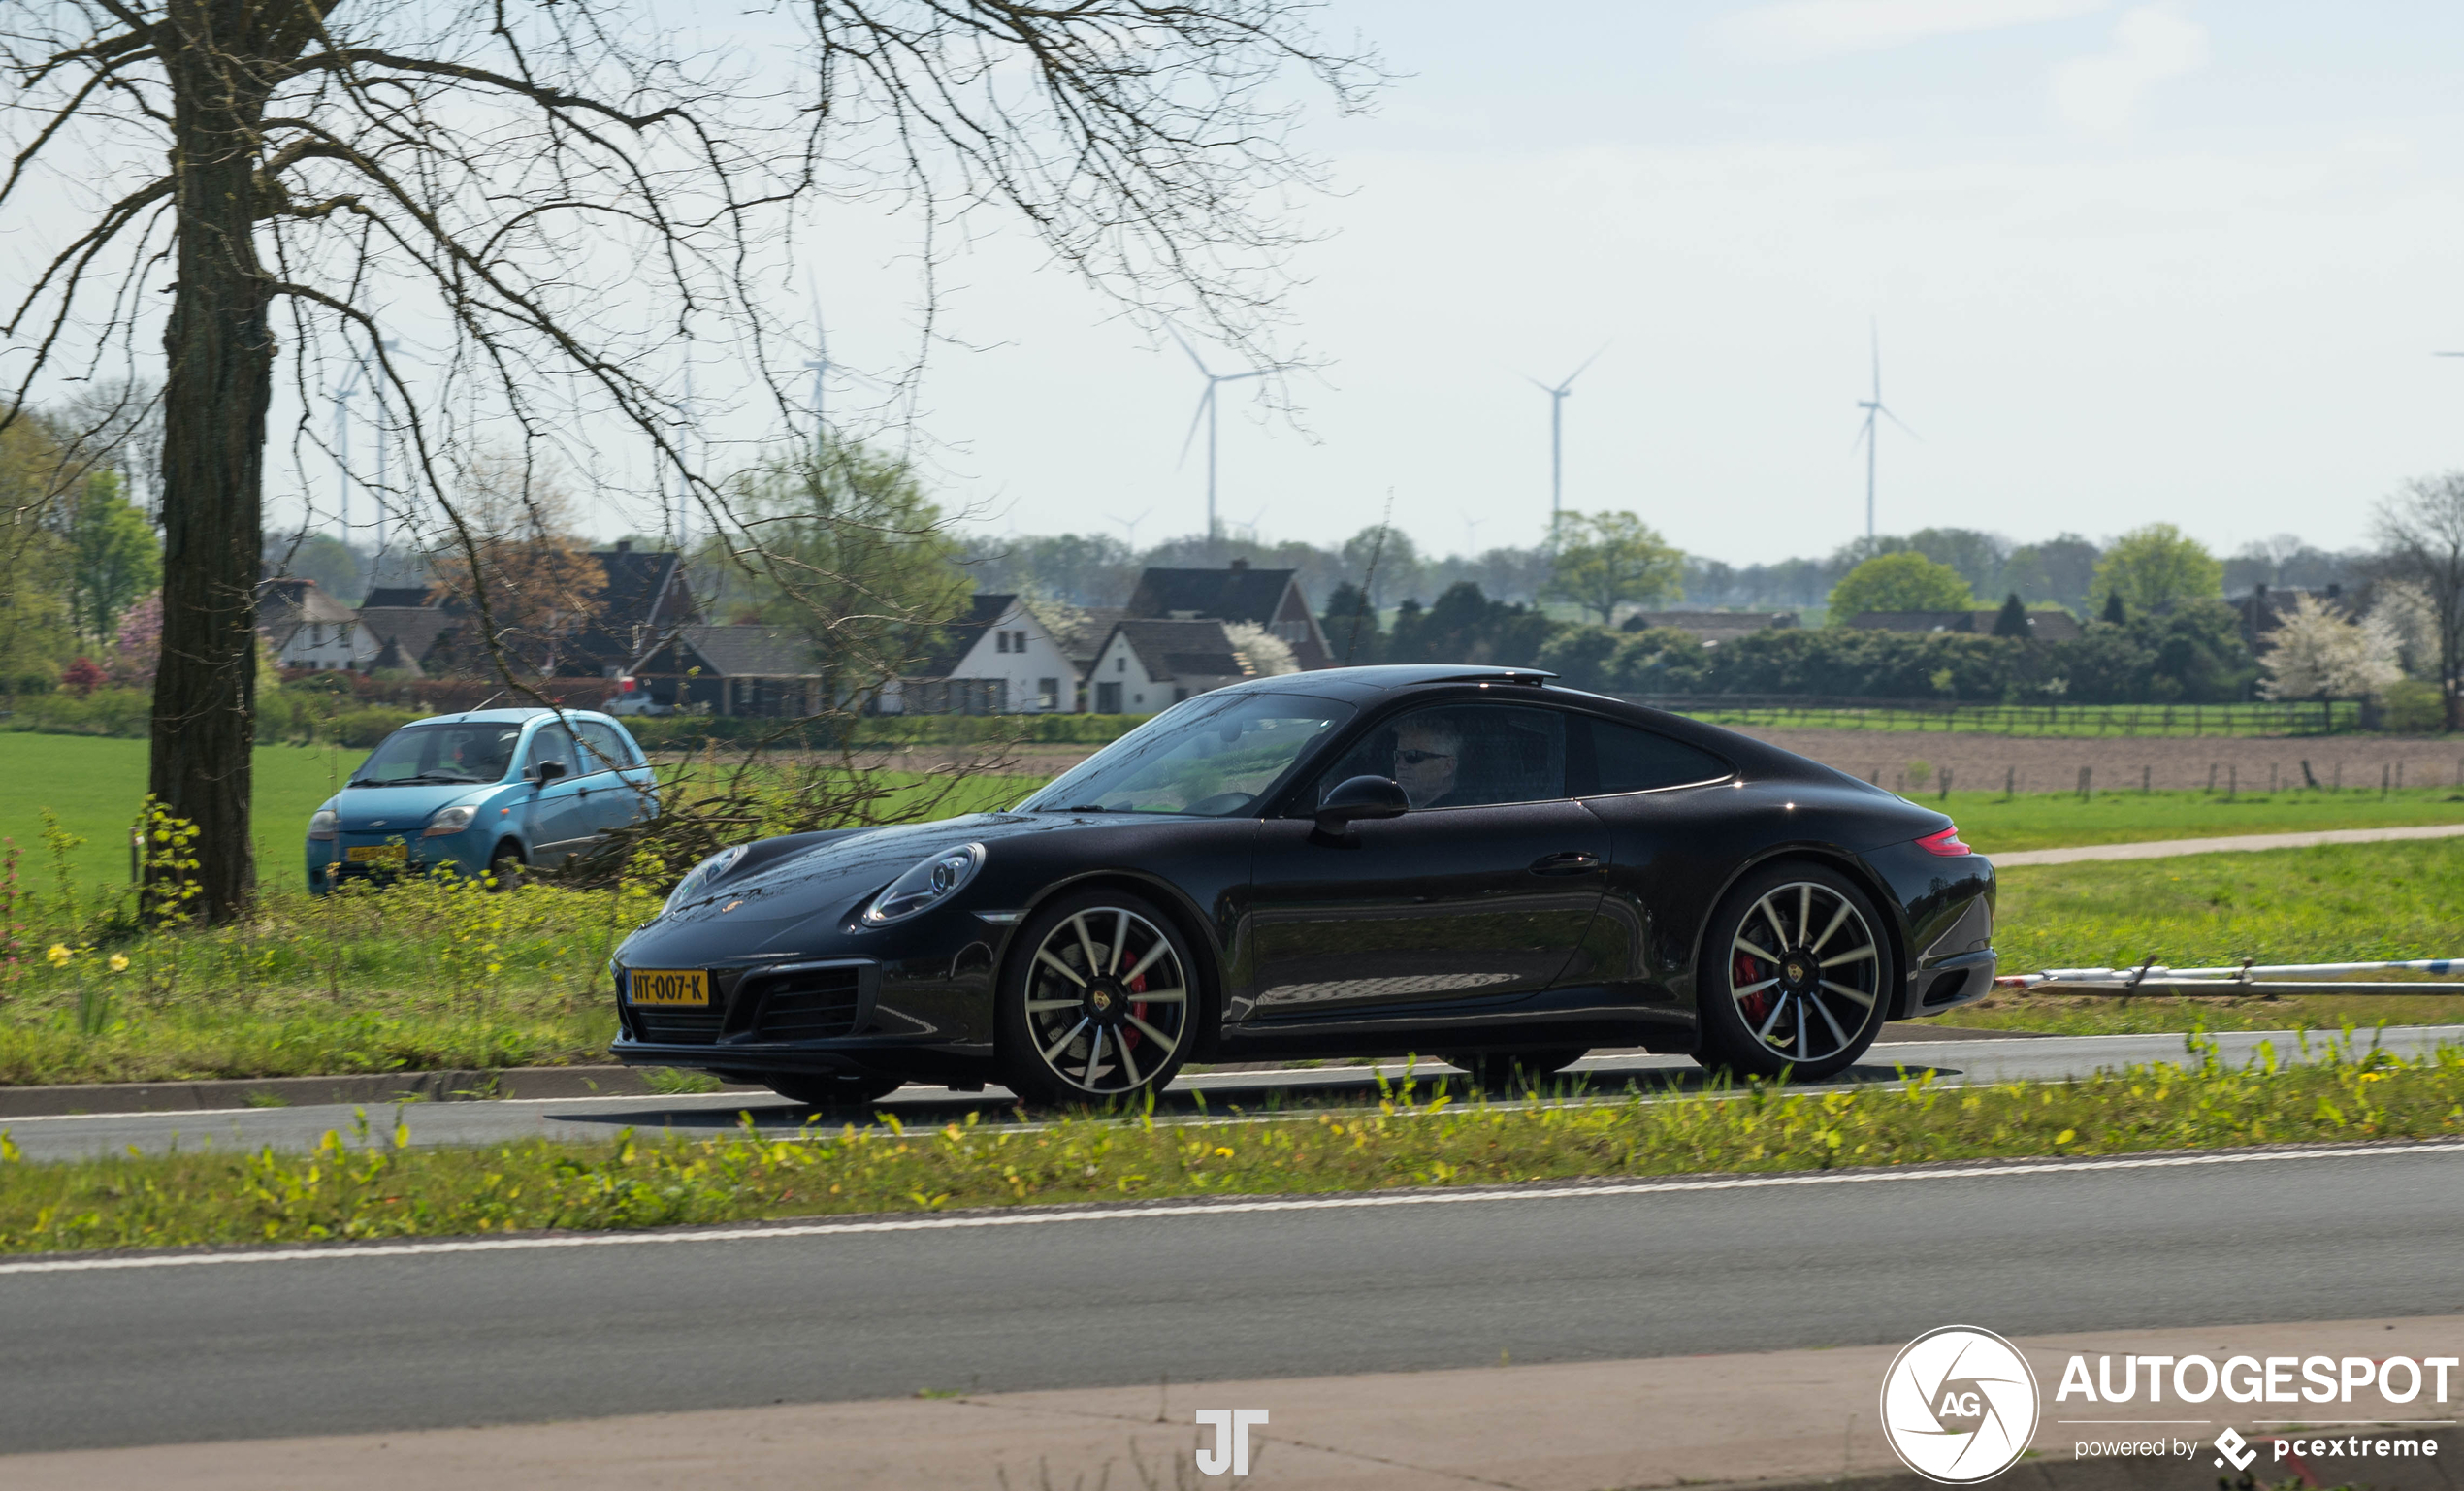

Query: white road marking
[{"left": 4, "top": 1140, "right": 2458, "bottom": 1279}]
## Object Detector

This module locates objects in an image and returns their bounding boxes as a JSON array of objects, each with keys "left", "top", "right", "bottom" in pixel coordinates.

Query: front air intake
[{"left": 746, "top": 961, "right": 868, "bottom": 1042}]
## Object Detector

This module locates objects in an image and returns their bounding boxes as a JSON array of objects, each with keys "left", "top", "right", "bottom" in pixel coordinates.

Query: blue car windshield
[
  {"left": 1019, "top": 693, "right": 1353, "bottom": 816},
  {"left": 350, "top": 724, "right": 523, "bottom": 786}
]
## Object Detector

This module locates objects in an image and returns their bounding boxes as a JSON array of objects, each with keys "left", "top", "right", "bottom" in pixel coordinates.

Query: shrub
[{"left": 2383, "top": 679, "right": 2448, "bottom": 733}]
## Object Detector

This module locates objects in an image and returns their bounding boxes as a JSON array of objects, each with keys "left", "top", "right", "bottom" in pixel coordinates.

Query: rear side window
[
  {"left": 1584, "top": 718, "right": 1729, "bottom": 794},
  {"left": 578, "top": 721, "right": 636, "bottom": 772}
]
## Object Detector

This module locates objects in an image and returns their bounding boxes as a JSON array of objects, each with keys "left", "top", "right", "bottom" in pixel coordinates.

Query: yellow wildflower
[
  {"left": 46, "top": 944, "right": 72, "bottom": 967},
  {"left": 109, "top": 954, "right": 130, "bottom": 973}
]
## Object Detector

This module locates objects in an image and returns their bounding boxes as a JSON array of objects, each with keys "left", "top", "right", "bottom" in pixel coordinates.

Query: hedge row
[{"left": 3, "top": 688, "right": 1150, "bottom": 752}]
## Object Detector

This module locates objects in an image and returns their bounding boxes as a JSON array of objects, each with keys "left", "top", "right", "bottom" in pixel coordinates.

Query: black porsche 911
[{"left": 609, "top": 664, "right": 1996, "bottom": 1106}]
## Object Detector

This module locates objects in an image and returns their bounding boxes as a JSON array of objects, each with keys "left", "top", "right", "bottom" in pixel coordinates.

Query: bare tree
[
  {"left": 3, "top": 0, "right": 1378, "bottom": 920},
  {"left": 2373, "top": 472, "right": 2464, "bottom": 730}
]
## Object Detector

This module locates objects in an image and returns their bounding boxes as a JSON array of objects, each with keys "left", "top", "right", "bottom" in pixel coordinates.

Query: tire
[
  {"left": 1695, "top": 860, "right": 1893, "bottom": 1081},
  {"left": 486, "top": 841, "right": 526, "bottom": 892},
  {"left": 762, "top": 1071, "right": 906, "bottom": 1110},
  {"left": 996, "top": 889, "right": 1201, "bottom": 1106},
  {"left": 1440, "top": 1048, "right": 1589, "bottom": 1090}
]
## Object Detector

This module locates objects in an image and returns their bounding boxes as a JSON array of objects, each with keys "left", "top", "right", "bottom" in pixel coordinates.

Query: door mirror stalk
[{"left": 1313, "top": 775, "right": 1410, "bottom": 839}]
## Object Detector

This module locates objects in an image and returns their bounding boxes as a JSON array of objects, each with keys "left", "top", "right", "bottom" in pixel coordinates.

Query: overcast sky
[
  {"left": 828, "top": 0, "right": 2464, "bottom": 565},
  {"left": 21, "top": 1, "right": 2464, "bottom": 567}
]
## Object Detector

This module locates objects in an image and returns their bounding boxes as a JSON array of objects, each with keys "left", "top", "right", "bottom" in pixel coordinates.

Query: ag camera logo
[{"left": 1881, "top": 1325, "right": 2042, "bottom": 1483}]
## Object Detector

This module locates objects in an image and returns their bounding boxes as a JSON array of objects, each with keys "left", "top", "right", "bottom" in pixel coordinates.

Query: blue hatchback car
[{"left": 307, "top": 708, "right": 659, "bottom": 891}]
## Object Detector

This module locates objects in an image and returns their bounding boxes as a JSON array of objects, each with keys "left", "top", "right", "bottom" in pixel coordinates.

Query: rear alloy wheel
[
  {"left": 1441, "top": 1048, "right": 1590, "bottom": 1090},
  {"left": 762, "top": 1072, "right": 906, "bottom": 1110},
  {"left": 1697, "top": 863, "right": 1892, "bottom": 1081},
  {"left": 997, "top": 891, "right": 1197, "bottom": 1105}
]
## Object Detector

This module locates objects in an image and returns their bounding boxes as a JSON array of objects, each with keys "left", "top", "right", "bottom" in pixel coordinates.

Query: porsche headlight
[
  {"left": 308, "top": 807, "right": 339, "bottom": 841},
  {"left": 863, "top": 843, "right": 985, "bottom": 925},
  {"left": 423, "top": 804, "right": 478, "bottom": 837},
  {"left": 663, "top": 843, "right": 749, "bottom": 916}
]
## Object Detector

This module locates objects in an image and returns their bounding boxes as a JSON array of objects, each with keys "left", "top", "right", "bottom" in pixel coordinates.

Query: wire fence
[{"left": 1624, "top": 697, "right": 2370, "bottom": 738}]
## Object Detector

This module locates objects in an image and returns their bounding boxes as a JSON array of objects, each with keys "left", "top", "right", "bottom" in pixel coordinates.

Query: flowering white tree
[
  {"left": 2259, "top": 595, "right": 2400, "bottom": 699},
  {"left": 1224, "top": 622, "right": 1299, "bottom": 677}
]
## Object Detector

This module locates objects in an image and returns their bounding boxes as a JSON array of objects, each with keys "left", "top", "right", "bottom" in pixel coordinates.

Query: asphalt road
[
  {"left": 5, "top": 1140, "right": 2463, "bottom": 1455},
  {"left": 4, "top": 1024, "right": 2454, "bottom": 1162}
]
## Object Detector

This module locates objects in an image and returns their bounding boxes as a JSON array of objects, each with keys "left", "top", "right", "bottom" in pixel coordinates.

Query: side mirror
[
  {"left": 1313, "top": 774, "right": 1409, "bottom": 837},
  {"left": 534, "top": 760, "right": 568, "bottom": 785}
]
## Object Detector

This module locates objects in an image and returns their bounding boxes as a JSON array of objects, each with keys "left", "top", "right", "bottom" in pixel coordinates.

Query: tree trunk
[{"left": 149, "top": 2, "right": 281, "bottom": 923}]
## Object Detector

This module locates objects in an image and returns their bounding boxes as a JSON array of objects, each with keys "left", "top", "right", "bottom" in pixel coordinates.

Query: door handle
[{"left": 1528, "top": 851, "right": 1601, "bottom": 876}]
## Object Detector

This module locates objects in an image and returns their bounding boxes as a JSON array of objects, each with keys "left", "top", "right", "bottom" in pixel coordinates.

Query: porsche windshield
[{"left": 1021, "top": 693, "right": 1352, "bottom": 816}]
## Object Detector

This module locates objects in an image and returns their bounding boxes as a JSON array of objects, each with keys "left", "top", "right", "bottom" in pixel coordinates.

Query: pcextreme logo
[{"left": 1880, "top": 1325, "right": 2043, "bottom": 1483}]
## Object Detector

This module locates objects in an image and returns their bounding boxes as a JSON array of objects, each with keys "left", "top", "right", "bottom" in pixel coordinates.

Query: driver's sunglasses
[{"left": 1394, "top": 749, "right": 1454, "bottom": 766}]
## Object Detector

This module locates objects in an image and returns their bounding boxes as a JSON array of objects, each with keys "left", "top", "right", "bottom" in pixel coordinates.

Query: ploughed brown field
[{"left": 852, "top": 730, "right": 2464, "bottom": 799}]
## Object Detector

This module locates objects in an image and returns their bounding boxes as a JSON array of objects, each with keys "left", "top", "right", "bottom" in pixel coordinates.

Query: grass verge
[
  {"left": 1907, "top": 785, "right": 2464, "bottom": 855},
  {"left": 0, "top": 1031, "right": 2453, "bottom": 1254}
]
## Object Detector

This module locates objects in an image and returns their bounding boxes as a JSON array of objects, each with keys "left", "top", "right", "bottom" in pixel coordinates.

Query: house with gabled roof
[
  {"left": 1085, "top": 618, "right": 1252, "bottom": 713},
  {"left": 354, "top": 539, "right": 697, "bottom": 680},
  {"left": 625, "top": 624, "right": 825, "bottom": 717},
  {"left": 1122, "top": 558, "right": 1331, "bottom": 669},
  {"left": 872, "top": 592, "right": 1078, "bottom": 715},
  {"left": 258, "top": 577, "right": 380, "bottom": 671}
]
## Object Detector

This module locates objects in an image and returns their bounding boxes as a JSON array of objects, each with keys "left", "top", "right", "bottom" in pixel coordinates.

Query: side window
[
  {"left": 525, "top": 724, "right": 577, "bottom": 778},
  {"left": 1584, "top": 718, "right": 1730, "bottom": 794},
  {"left": 578, "top": 721, "right": 634, "bottom": 773},
  {"left": 1308, "top": 704, "right": 1568, "bottom": 810}
]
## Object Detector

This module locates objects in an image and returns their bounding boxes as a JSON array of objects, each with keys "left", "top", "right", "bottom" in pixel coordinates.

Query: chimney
[
  {"left": 615, "top": 539, "right": 632, "bottom": 553},
  {"left": 1228, "top": 557, "right": 1248, "bottom": 572}
]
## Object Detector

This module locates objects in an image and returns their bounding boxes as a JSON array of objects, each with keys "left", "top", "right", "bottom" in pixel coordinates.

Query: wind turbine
[
  {"left": 1852, "top": 322, "right": 1919, "bottom": 541},
  {"left": 331, "top": 358, "right": 367, "bottom": 542},
  {"left": 1171, "top": 329, "right": 1265, "bottom": 545},
  {"left": 1107, "top": 507, "right": 1152, "bottom": 551},
  {"left": 1530, "top": 344, "right": 1606, "bottom": 541}
]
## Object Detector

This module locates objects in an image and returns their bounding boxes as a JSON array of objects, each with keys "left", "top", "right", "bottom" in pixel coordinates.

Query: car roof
[
  {"left": 406, "top": 707, "right": 615, "bottom": 727},
  {"left": 1229, "top": 664, "right": 1557, "bottom": 701}
]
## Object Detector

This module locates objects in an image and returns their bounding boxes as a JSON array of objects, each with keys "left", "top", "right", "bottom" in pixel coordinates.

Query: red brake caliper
[
  {"left": 1735, "top": 950, "right": 1771, "bottom": 1024},
  {"left": 1122, "top": 967, "right": 1149, "bottom": 1052}
]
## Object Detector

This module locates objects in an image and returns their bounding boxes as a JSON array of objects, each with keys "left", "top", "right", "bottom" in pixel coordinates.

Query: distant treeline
[{"left": 1322, "top": 582, "right": 2265, "bottom": 705}]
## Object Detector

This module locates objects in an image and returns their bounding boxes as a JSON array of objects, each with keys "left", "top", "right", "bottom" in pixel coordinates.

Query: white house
[
  {"left": 877, "top": 592, "right": 1079, "bottom": 715},
  {"left": 1085, "top": 618, "right": 1251, "bottom": 714},
  {"left": 257, "top": 578, "right": 380, "bottom": 671}
]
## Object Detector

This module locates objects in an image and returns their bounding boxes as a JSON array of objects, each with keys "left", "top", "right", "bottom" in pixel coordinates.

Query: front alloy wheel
[
  {"left": 1699, "top": 865, "right": 1890, "bottom": 1080},
  {"left": 997, "top": 891, "right": 1196, "bottom": 1104}
]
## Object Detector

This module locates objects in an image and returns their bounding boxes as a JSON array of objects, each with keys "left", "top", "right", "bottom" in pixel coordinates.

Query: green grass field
[
  {"left": 0, "top": 734, "right": 1043, "bottom": 897},
  {"left": 1966, "top": 838, "right": 2464, "bottom": 1034},
  {"left": 0, "top": 735, "right": 354, "bottom": 895},
  {"left": 1914, "top": 785, "right": 2464, "bottom": 854}
]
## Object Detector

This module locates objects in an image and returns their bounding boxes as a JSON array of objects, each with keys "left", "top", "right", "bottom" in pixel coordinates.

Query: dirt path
[
  {"left": 1991, "top": 822, "right": 2464, "bottom": 866},
  {"left": 1728, "top": 727, "right": 2464, "bottom": 795}
]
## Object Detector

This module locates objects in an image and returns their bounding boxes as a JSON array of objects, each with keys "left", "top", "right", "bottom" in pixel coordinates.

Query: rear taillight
[{"left": 1915, "top": 826, "right": 1972, "bottom": 858}]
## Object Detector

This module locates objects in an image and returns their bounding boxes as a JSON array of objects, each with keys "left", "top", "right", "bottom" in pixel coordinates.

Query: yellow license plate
[
  {"left": 629, "top": 969, "right": 710, "bottom": 1007},
  {"left": 345, "top": 844, "right": 406, "bottom": 865}
]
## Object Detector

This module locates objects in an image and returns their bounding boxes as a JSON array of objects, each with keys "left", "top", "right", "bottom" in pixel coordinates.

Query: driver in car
[
  {"left": 1393, "top": 717, "right": 1464, "bottom": 808},
  {"left": 454, "top": 730, "right": 517, "bottom": 780}
]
